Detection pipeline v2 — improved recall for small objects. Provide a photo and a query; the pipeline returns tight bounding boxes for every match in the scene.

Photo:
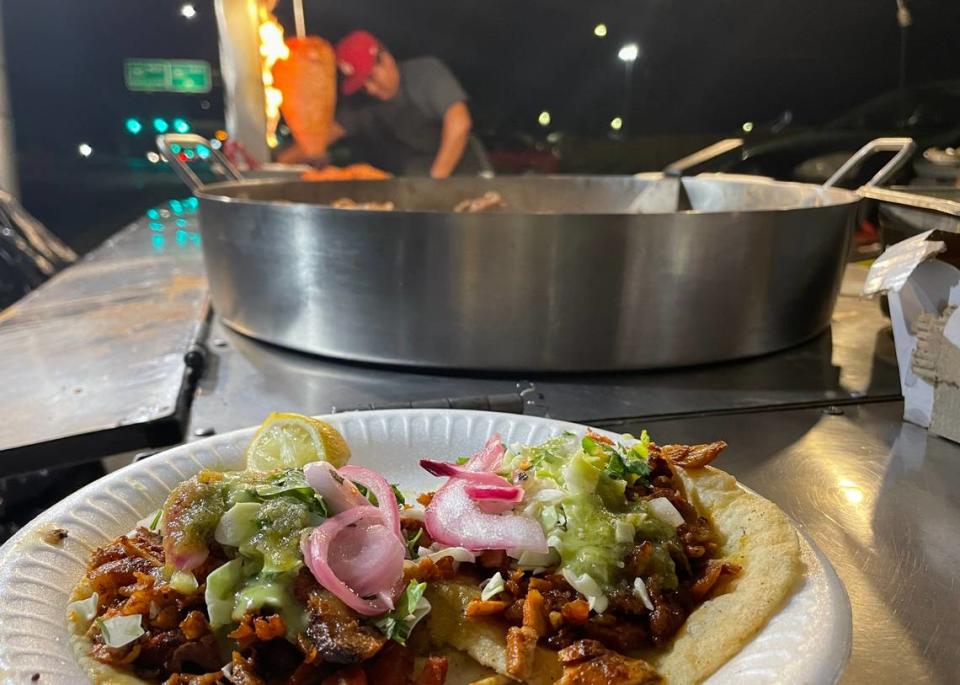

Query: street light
[77,143,93,158]
[617,43,640,136]
[610,117,623,131]
[593,23,607,38]
[180,4,197,19]
[538,110,551,127]
[618,43,639,63]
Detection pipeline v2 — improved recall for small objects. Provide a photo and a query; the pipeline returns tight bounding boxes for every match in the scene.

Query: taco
[66,416,799,684]
[419,434,801,684]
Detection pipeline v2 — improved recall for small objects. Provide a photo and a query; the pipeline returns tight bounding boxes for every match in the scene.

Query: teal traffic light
[125,118,143,135]
[152,117,170,133]
[172,118,191,133]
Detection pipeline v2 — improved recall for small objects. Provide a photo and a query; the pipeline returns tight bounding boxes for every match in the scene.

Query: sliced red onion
[328,521,405,598]
[339,464,402,542]
[302,505,405,616]
[464,483,524,502]
[424,437,547,553]
[304,461,369,513]
[465,483,525,514]
[166,545,208,572]
[420,459,510,486]
[475,499,516,515]
[464,436,505,472]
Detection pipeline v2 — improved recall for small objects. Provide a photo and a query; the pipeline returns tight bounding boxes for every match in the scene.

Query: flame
[257,8,289,148]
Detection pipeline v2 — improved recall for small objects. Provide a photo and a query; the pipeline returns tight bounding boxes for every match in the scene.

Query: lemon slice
[245,412,351,471]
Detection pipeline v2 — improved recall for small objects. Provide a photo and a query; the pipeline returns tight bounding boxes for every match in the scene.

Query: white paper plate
[0,410,851,684]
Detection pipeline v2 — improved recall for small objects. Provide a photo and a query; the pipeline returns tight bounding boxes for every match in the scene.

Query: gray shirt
[337,57,480,175]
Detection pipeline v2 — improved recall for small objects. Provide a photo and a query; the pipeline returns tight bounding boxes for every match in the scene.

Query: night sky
[6,0,960,153]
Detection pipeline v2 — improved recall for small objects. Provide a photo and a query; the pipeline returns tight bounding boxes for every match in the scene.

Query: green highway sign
[124,59,211,94]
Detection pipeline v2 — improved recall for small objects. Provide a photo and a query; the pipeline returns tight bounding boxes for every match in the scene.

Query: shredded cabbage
[96,614,144,648]
[417,544,476,565]
[67,592,99,626]
[205,558,245,628]
[374,580,431,645]
[480,572,505,601]
[214,502,260,548]
[562,568,608,614]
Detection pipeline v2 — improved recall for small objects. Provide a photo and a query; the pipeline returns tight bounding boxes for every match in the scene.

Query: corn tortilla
[650,466,802,682]
[426,465,802,685]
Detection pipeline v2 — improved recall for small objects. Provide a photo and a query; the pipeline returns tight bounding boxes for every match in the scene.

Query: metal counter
[0,213,207,472]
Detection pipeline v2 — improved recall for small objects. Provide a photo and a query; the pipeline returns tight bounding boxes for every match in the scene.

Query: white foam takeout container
[864,230,960,442]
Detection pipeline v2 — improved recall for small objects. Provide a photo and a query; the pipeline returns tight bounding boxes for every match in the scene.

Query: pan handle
[662,138,744,177]
[822,137,916,189]
[156,133,244,193]
[857,186,960,218]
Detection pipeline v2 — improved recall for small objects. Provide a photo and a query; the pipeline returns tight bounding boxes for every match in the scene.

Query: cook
[282,30,482,178]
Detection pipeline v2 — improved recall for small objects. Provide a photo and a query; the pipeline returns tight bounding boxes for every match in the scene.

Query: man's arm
[430,101,472,179]
[275,121,347,165]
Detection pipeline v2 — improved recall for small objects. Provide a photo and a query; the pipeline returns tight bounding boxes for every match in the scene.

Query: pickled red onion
[464,435,505,471]
[304,461,368,513]
[301,505,405,616]
[339,464,402,542]
[424,436,547,553]
[465,482,525,514]
[464,483,524,502]
[419,459,511,486]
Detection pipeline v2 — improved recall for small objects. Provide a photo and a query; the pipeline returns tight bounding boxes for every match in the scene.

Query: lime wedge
[245,413,351,471]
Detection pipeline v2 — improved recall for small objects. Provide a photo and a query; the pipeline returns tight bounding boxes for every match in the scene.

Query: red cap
[335,30,380,95]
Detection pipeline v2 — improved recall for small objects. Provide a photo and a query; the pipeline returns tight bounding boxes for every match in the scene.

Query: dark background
[4,0,960,250]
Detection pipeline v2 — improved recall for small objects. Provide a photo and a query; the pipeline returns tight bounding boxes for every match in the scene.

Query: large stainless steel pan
[159,135,914,371]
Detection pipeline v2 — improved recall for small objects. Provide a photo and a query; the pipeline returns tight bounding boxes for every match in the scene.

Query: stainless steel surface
[865,186,960,240]
[605,401,959,685]
[188,264,900,434]
[195,173,860,370]
[0,212,208,474]
[823,137,916,188]
[214,0,270,164]
[860,186,960,218]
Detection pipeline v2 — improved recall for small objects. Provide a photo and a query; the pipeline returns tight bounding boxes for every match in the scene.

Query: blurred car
[716,80,960,186]
[482,129,560,175]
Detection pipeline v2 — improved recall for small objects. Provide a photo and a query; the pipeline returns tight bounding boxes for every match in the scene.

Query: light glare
[618,43,639,62]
